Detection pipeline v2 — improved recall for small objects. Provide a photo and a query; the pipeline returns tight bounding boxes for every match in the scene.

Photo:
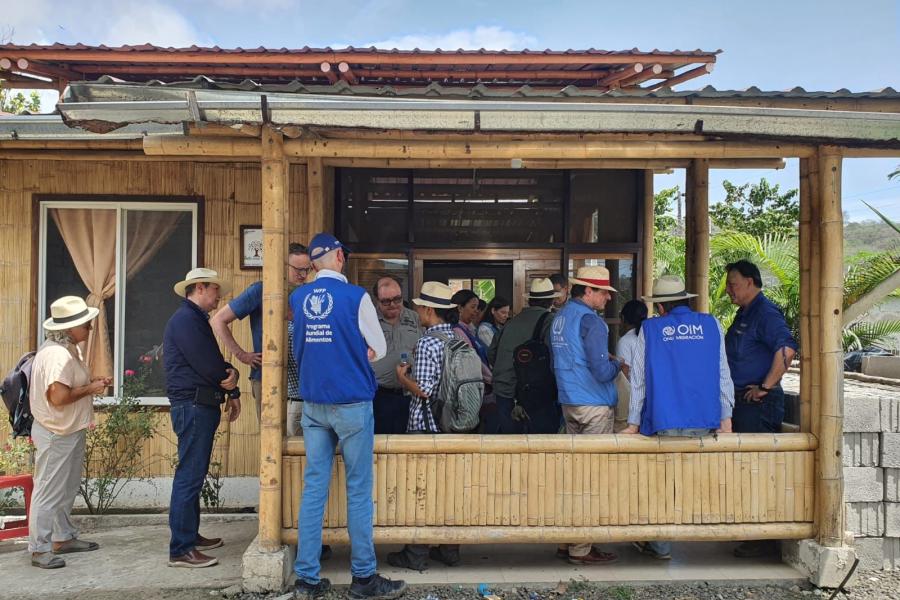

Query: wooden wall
[0,158,322,477]
[282,434,817,544]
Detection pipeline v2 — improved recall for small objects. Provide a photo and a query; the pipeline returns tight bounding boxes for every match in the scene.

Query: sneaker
[196,534,223,551]
[31,552,65,569]
[349,573,408,600]
[567,549,618,565]
[632,541,671,560]
[293,577,331,600]
[168,549,218,568]
[52,538,99,554]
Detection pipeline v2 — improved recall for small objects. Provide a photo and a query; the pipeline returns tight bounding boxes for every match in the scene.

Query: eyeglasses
[379,296,403,307]
[287,263,311,277]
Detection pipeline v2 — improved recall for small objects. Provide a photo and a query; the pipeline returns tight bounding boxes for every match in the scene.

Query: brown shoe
[568,549,618,565]
[196,534,223,551]
[168,549,218,568]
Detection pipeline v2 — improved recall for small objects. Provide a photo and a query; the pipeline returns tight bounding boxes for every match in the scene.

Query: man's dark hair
[288,242,308,256]
[659,298,692,313]
[620,299,648,332]
[184,283,197,297]
[478,299,487,312]
[570,284,587,299]
[725,259,763,288]
[549,273,568,288]
[529,298,554,309]
[372,274,403,299]
[433,307,454,322]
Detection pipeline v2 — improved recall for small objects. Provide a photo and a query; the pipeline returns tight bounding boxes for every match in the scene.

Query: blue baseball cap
[308,232,350,261]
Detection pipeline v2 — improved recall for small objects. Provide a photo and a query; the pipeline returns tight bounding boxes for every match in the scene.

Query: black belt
[378,386,403,393]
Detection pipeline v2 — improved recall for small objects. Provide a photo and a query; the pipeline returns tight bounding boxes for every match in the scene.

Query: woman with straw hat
[28,296,110,569]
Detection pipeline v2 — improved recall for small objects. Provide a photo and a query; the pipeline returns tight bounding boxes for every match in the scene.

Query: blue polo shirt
[725,292,798,388]
[163,299,234,403]
[228,281,263,381]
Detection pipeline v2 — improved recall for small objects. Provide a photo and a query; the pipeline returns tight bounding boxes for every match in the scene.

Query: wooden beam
[798,158,813,434]
[0,139,144,150]
[646,63,715,91]
[337,62,358,85]
[708,158,786,169]
[306,157,326,235]
[595,64,642,89]
[259,126,287,552]
[283,522,815,545]
[0,150,262,162]
[185,122,262,138]
[686,159,710,312]
[841,147,900,157]
[0,76,58,89]
[319,62,337,84]
[815,145,845,549]
[643,170,655,311]
[18,60,82,81]
[7,48,718,66]
[322,157,693,169]
[619,63,664,87]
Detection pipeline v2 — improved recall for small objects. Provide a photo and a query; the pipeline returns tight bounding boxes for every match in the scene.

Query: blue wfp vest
[290,276,376,404]
[640,306,721,435]
[551,300,617,407]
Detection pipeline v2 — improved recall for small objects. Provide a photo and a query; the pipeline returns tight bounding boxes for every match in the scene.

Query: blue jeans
[294,401,376,583]
[733,387,785,433]
[169,400,220,557]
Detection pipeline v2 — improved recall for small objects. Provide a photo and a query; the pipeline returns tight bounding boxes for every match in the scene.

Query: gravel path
[223,569,899,600]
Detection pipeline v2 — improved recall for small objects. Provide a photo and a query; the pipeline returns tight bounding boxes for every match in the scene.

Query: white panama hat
[43,296,100,331]
[412,281,455,309]
[527,278,562,299]
[642,275,698,303]
[173,267,232,297]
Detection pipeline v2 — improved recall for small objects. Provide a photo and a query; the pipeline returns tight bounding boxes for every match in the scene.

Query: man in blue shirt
[163,268,239,569]
[289,233,406,600]
[724,260,798,558]
[551,265,621,566]
[210,243,311,422]
[621,275,734,560]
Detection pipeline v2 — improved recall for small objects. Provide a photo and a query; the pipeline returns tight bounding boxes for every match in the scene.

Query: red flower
[124,369,136,377]
[139,355,152,364]
[88,422,97,431]
[2,444,10,452]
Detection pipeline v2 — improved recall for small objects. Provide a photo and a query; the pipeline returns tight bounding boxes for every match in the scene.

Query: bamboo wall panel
[0,158,312,477]
[281,437,816,542]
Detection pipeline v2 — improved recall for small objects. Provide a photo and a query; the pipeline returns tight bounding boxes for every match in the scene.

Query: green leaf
[863,201,900,236]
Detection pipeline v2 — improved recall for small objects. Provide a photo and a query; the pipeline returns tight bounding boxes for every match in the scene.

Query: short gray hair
[44,329,73,345]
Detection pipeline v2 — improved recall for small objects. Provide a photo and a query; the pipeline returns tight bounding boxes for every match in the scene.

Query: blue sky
[4,0,899,220]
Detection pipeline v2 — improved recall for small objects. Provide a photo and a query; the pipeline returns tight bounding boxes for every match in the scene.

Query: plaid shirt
[406,323,454,433]
[286,320,300,399]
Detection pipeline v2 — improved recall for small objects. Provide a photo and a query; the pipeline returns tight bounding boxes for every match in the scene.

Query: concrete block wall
[845,385,900,570]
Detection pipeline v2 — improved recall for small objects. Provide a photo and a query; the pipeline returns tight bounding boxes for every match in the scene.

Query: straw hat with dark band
[527,278,562,299]
[641,275,698,303]
[412,281,455,309]
[43,296,100,331]
[173,267,232,297]
[568,266,617,292]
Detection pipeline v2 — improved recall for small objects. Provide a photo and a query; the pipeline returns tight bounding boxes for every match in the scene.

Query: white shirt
[315,269,387,361]
[615,328,641,380]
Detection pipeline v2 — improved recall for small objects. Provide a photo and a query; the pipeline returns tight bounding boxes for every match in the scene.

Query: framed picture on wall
[240,225,263,269]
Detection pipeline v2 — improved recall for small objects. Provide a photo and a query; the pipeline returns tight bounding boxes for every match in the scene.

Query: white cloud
[366,25,538,51]
[2,0,211,47]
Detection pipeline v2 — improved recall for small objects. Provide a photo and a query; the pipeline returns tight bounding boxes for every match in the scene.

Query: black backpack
[512,312,559,420]
[1,351,36,437]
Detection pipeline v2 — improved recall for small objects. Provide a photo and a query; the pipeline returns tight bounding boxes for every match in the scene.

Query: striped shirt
[286,320,300,399]
[406,323,454,433]
[627,318,734,427]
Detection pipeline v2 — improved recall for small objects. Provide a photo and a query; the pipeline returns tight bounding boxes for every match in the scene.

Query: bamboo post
[643,170,655,310]
[686,159,710,312]
[815,145,845,548]
[306,157,325,235]
[259,126,288,552]
[798,159,812,433]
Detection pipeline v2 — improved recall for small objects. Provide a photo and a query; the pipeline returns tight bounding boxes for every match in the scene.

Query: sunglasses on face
[379,296,403,307]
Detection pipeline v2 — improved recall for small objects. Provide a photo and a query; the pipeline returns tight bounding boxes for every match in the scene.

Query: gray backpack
[425,331,485,433]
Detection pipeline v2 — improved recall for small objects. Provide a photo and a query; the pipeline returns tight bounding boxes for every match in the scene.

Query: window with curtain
[41,202,198,401]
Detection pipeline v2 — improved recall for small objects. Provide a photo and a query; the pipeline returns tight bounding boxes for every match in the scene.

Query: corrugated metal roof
[74,76,900,100]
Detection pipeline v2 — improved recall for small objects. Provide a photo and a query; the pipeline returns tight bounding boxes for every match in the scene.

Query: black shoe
[386,551,426,571]
[320,545,333,561]
[349,573,408,600]
[428,546,460,567]
[293,577,331,600]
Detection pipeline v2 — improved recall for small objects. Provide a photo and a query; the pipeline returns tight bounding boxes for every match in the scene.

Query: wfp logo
[662,323,705,341]
[303,290,334,320]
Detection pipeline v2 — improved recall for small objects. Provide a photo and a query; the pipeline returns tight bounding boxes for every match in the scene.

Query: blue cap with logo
[308,232,349,261]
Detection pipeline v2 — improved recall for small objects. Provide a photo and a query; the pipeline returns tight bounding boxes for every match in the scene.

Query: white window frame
[38,200,199,406]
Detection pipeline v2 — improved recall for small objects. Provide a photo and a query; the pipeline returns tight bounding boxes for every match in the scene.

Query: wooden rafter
[646,63,715,91]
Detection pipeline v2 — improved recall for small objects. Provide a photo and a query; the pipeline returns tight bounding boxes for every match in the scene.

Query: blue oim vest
[291,277,377,405]
[640,306,721,435]
[551,299,617,407]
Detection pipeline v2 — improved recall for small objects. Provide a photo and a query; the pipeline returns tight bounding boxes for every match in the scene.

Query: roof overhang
[45,83,900,147]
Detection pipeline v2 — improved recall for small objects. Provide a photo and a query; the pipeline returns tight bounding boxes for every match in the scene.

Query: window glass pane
[346,256,410,302]
[123,210,193,396]
[569,170,640,244]
[339,169,409,248]
[568,255,635,350]
[413,169,564,243]
[448,279,472,296]
[44,208,116,382]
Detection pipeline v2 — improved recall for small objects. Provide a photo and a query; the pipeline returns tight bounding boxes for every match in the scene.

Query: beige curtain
[50,209,117,379]
[50,209,185,379]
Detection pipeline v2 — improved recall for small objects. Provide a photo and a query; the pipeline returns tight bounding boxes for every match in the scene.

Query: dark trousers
[733,386,785,433]
[373,387,409,434]
[482,395,526,434]
[169,401,220,557]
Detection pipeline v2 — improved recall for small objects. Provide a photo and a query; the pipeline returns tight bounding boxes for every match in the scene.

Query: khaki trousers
[562,404,614,557]
[28,421,86,553]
